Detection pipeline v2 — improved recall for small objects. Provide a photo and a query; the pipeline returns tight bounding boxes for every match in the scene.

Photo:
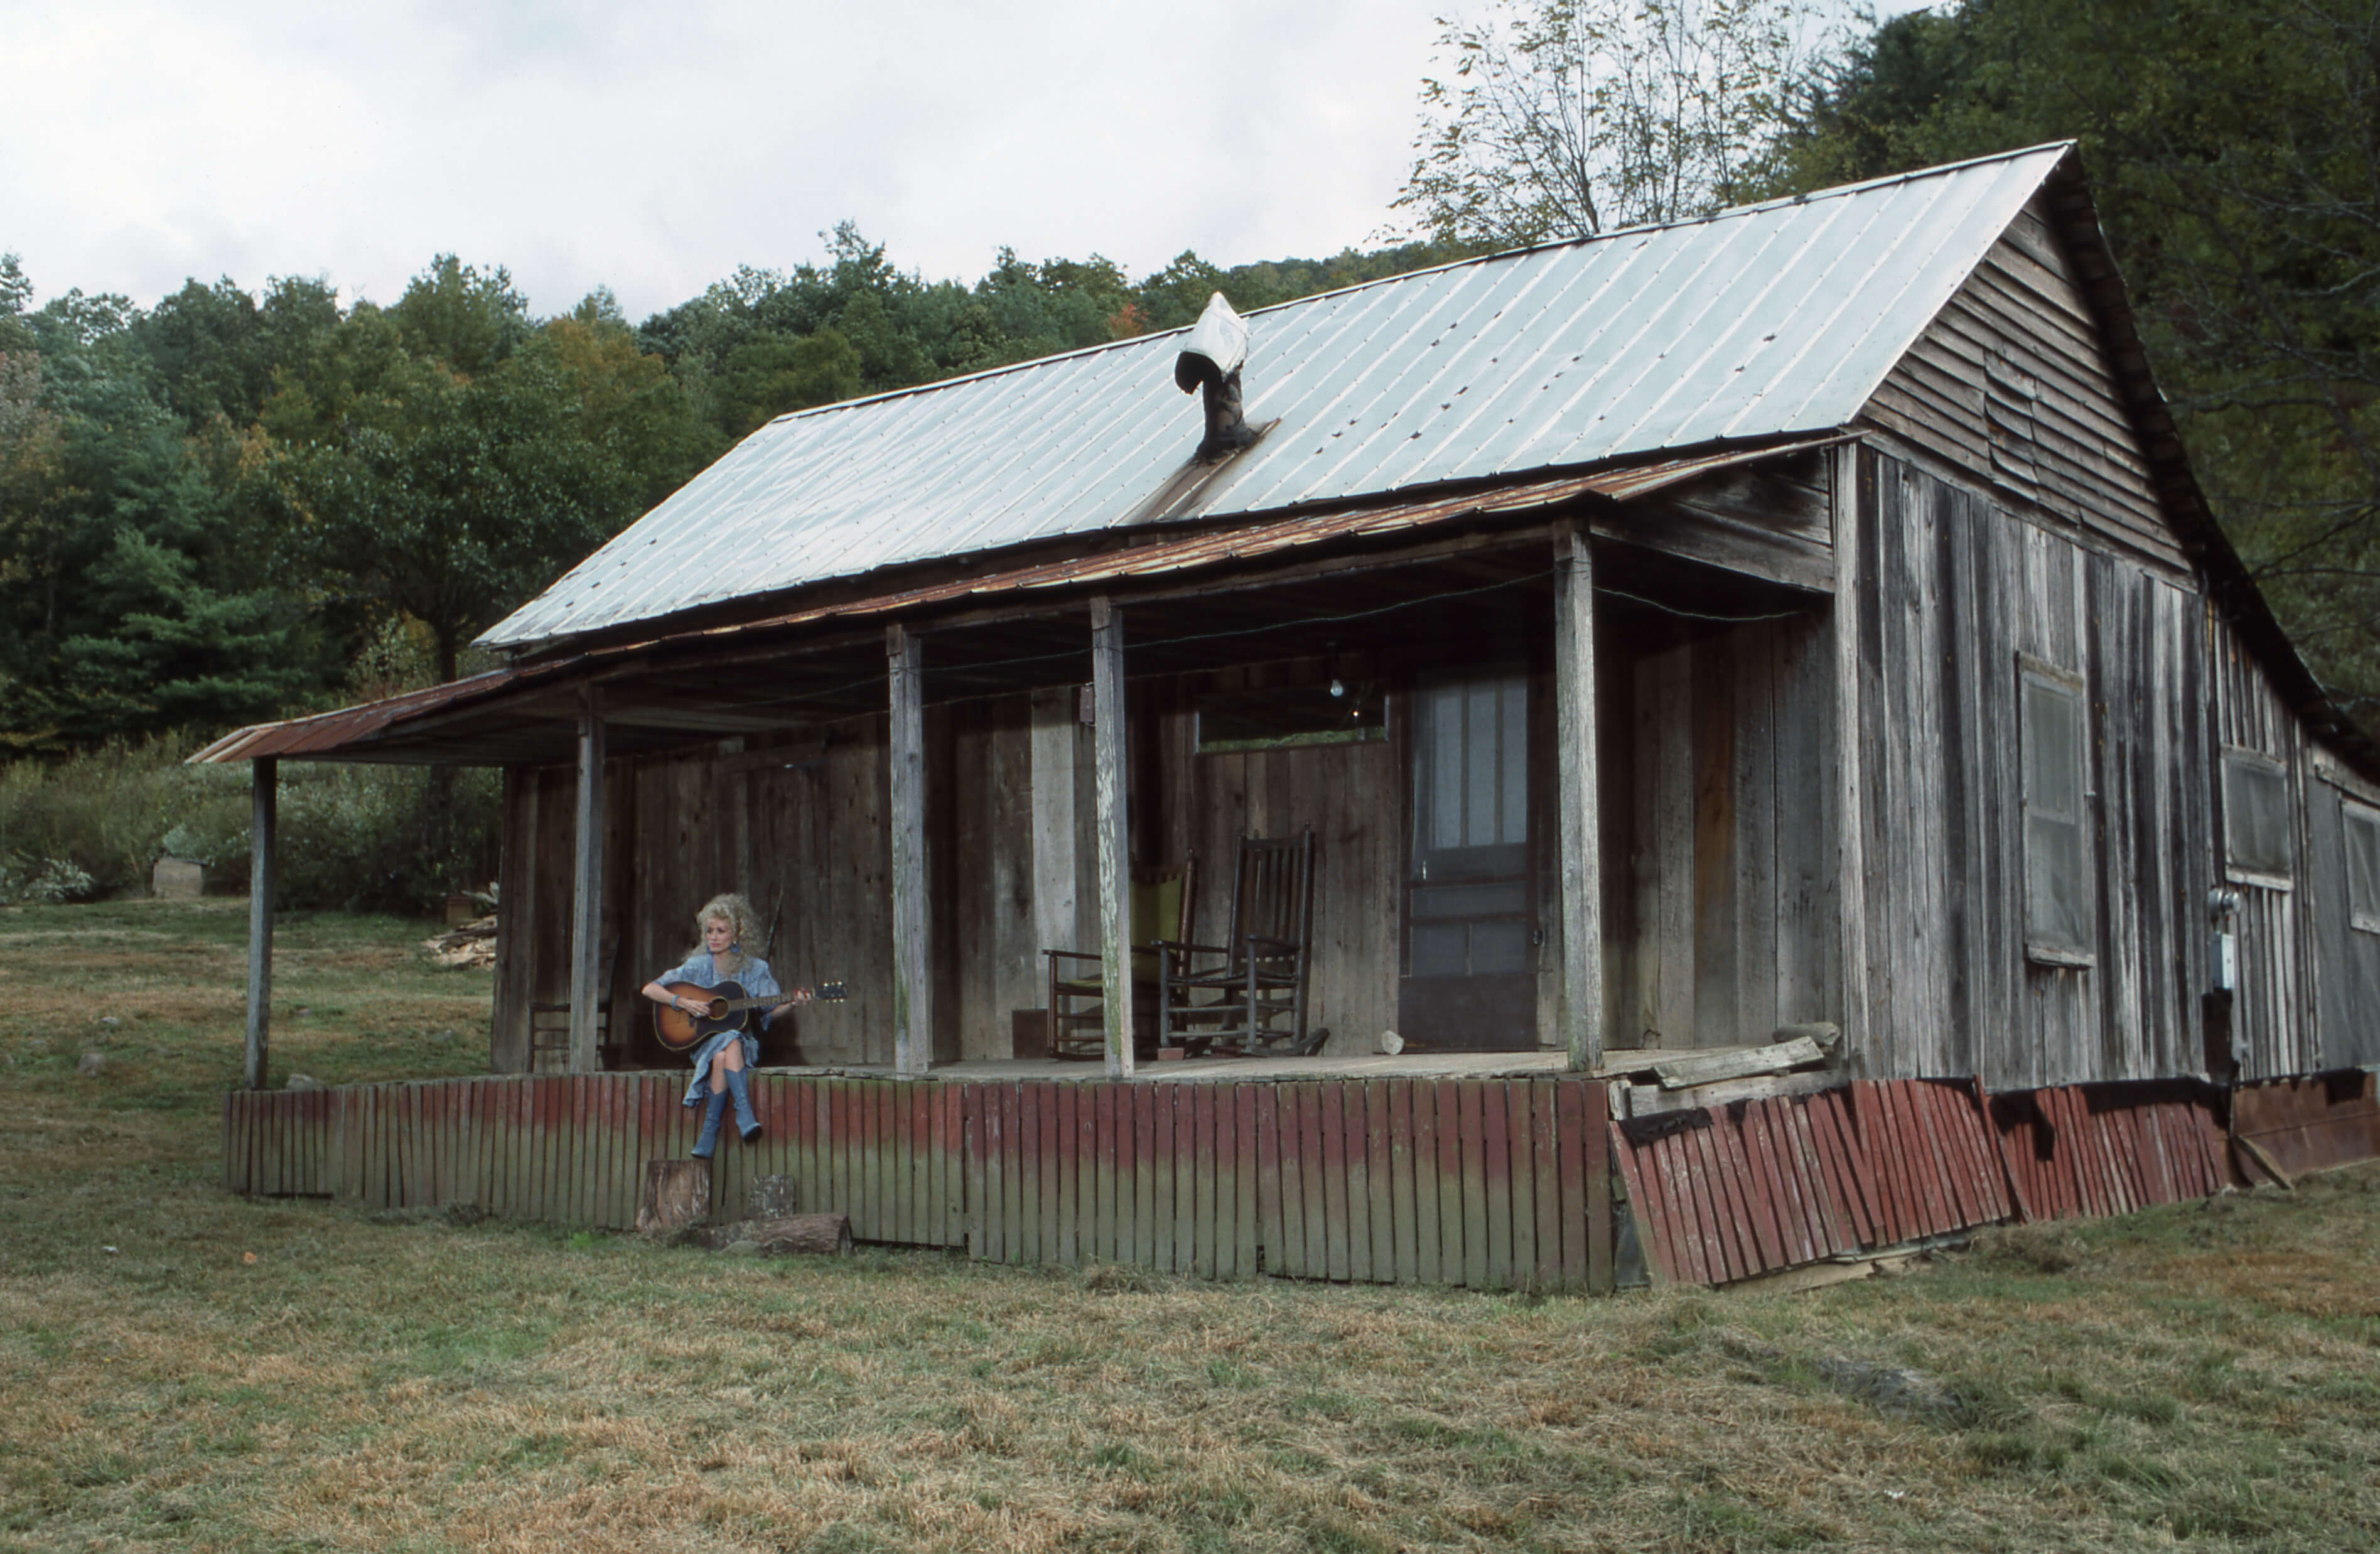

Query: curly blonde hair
[691,892,762,976]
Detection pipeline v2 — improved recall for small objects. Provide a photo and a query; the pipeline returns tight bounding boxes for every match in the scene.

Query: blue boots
[724,1064,762,1142]
[691,1086,728,1159]
[690,1067,762,1160]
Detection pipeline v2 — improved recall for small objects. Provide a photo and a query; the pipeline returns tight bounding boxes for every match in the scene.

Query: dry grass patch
[4,901,2379,1551]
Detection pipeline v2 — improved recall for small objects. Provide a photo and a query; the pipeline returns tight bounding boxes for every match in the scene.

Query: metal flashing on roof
[480,145,2071,654]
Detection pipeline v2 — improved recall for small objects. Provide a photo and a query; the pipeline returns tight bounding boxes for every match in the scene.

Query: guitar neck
[718,990,802,1015]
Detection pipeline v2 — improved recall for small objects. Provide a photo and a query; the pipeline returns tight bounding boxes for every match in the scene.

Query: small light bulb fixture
[1329,677,1345,698]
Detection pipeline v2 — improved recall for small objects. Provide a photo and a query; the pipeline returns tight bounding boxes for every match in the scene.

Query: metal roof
[187,667,536,764]
[480,144,2072,653]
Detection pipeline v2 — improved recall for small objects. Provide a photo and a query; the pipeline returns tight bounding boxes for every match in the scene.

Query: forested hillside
[0,232,1473,753]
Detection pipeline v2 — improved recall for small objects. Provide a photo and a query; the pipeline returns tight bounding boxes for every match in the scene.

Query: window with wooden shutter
[2345,801,2380,934]
[2222,747,2294,888]
[2020,657,2094,966]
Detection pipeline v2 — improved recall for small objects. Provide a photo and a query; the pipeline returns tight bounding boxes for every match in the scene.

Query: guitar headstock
[816,980,849,1003]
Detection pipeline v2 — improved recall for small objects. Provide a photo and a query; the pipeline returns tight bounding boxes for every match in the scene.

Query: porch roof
[191,438,1838,768]
[478,145,2072,656]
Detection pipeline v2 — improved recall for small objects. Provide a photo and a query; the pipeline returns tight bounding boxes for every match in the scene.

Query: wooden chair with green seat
[1043,856,1197,1060]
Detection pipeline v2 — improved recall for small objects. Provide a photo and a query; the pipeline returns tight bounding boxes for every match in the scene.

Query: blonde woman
[640,893,812,1158]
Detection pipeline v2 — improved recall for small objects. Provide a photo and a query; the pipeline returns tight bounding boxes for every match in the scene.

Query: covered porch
[195,436,1860,1293]
[222,440,1843,1090]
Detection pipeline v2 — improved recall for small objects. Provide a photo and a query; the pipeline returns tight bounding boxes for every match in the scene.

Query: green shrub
[0,737,212,900]
[0,738,497,913]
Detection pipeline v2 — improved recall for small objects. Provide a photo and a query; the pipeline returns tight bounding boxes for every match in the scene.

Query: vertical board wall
[1618,612,1839,1050]
[1850,449,2214,1088]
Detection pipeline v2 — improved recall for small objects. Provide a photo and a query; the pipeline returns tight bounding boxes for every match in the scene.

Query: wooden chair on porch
[1156,829,1322,1057]
[1043,858,1197,1060]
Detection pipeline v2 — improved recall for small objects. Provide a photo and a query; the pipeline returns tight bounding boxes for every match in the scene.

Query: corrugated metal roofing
[480,144,2072,652]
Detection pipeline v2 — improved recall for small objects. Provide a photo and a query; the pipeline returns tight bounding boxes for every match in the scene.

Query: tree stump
[731,1213,853,1256]
[637,1159,711,1238]
[748,1174,803,1219]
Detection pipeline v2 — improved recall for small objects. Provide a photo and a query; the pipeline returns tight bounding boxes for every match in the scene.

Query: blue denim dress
[657,950,780,1106]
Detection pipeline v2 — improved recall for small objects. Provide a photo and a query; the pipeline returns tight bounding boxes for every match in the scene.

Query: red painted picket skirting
[223,1072,1616,1292]
[229,1068,2373,1291]
[1611,1077,2240,1286]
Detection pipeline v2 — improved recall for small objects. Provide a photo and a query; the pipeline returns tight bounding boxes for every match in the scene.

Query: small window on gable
[2345,801,2380,934]
[2222,747,2294,888]
[2020,657,2094,966]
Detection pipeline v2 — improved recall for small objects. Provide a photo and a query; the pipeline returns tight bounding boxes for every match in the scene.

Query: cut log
[748,1174,803,1219]
[706,1213,854,1256]
[637,1158,711,1237]
[1652,1035,1828,1091]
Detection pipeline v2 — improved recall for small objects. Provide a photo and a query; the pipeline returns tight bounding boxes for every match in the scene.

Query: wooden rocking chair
[1043,857,1196,1060]
[1156,829,1322,1057]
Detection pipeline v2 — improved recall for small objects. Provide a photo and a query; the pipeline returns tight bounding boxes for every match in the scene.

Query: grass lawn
[2,899,2376,1552]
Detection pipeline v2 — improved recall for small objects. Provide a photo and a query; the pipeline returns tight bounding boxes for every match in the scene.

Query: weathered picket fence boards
[1612,1076,2237,1287]
[1613,1079,2017,1287]
[2230,1070,2380,1180]
[223,1072,1615,1292]
[955,1076,1612,1288]
[1987,1081,2228,1221]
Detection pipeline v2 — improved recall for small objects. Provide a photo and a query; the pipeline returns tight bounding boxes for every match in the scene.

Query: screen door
[1399,672,1537,1050]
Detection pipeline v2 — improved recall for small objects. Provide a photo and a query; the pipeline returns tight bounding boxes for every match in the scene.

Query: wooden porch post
[888,624,932,1077]
[1090,597,1134,1079]
[1831,443,1871,1057]
[243,756,277,1091]
[568,685,606,1074]
[1555,526,1604,1073]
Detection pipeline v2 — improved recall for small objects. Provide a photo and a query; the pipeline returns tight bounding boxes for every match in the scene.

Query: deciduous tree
[1394,0,1818,246]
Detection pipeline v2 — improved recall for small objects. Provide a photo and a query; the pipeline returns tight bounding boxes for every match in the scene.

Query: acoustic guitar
[653,979,848,1053]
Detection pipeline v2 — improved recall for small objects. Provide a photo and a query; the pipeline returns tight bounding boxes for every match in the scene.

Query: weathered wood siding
[2210,630,2318,1079]
[1867,193,2183,575]
[1143,666,1406,1055]
[496,717,905,1071]
[2307,758,2380,1068]
[1616,613,1839,1050]
[947,694,1064,1060]
[1605,454,1836,593]
[498,664,1428,1068]
[493,761,617,1071]
[1848,449,2214,1088]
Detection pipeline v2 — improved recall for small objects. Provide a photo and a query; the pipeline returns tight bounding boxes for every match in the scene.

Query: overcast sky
[1,0,1900,324]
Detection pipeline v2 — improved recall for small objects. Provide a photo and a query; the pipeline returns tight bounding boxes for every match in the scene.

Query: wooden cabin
[202,143,2380,1286]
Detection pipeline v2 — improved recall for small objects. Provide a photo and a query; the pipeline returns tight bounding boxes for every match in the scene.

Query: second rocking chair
[1156,828,1322,1057]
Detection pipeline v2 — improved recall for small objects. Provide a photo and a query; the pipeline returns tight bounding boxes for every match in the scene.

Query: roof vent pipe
[1175,291,1257,462]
